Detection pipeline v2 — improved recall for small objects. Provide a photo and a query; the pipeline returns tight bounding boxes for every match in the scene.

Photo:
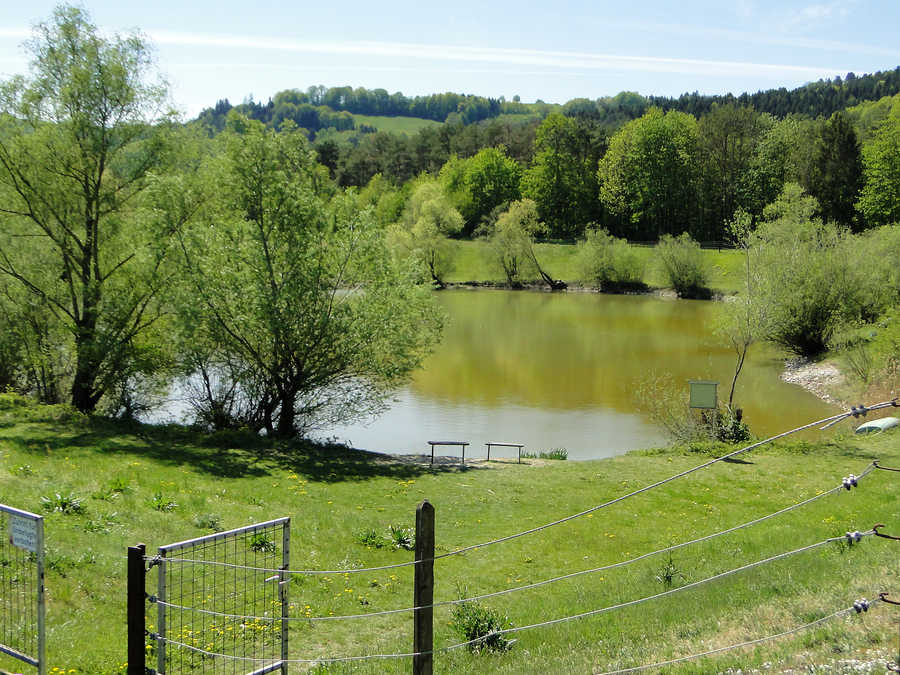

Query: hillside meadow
[1,394,899,673]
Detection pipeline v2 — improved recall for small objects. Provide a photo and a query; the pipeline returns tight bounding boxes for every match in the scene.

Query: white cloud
[149,31,843,80]
[784,0,857,30]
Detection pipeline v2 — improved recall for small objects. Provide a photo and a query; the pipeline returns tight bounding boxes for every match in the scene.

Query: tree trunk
[275,392,295,438]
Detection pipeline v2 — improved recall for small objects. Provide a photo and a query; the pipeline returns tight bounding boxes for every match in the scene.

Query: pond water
[324,289,835,460]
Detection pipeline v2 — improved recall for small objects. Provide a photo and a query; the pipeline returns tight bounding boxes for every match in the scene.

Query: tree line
[197,69,900,131]
[316,99,898,243]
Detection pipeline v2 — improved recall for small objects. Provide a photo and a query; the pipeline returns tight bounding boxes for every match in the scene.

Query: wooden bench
[427,441,470,465]
[485,442,526,463]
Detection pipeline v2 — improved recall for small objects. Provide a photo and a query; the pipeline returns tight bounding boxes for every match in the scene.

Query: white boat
[855,416,900,434]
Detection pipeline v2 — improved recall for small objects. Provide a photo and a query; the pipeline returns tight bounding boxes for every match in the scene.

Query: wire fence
[151,518,290,674]
[0,504,45,675]
[150,461,878,624]
[155,399,899,577]
[133,399,900,673]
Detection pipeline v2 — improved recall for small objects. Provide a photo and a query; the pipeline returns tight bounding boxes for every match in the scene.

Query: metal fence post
[413,500,435,675]
[280,519,291,674]
[36,514,45,675]
[127,543,146,675]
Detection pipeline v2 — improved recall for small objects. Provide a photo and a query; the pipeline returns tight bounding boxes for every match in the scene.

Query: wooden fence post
[127,543,146,675]
[413,500,435,675]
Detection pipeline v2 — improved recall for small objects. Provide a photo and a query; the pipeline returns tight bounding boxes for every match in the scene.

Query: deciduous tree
[0,5,179,412]
[177,119,441,438]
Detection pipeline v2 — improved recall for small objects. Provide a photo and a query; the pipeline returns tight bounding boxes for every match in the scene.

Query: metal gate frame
[0,504,45,675]
[155,517,290,674]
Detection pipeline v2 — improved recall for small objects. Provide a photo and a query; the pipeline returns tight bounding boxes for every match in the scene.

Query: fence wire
[150,529,885,665]
[595,598,883,675]
[153,399,898,578]
[151,462,878,624]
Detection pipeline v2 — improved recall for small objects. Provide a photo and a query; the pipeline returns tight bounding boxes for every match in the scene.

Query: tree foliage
[0,5,177,412]
[598,108,700,239]
[808,112,863,229]
[576,227,644,291]
[857,100,900,226]
[522,112,605,238]
[387,178,463,287]
[484,199,564,289]
[176,119,441,437]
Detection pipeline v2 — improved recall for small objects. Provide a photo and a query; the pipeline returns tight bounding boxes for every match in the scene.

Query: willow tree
[387,178,463,288]
[177,118,441,438]
[0,5,178,412]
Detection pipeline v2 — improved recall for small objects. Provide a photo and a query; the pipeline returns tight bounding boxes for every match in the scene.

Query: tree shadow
[4,415,481,482]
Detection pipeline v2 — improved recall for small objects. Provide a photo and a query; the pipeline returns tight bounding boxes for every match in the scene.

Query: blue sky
[1,0,898,118]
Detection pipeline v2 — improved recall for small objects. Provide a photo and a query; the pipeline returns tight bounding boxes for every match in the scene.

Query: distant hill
[193,67,900,138]
[648,66,900,119]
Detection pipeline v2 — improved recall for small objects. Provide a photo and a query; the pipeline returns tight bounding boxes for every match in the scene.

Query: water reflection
[326,290,835,460]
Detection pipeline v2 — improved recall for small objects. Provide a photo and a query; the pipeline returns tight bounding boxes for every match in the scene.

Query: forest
[194,70,900,242]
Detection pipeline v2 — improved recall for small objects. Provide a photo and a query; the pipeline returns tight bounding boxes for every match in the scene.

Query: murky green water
[328,289,835,460]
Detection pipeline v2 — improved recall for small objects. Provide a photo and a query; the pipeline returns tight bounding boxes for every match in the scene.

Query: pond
[324,289,835,460]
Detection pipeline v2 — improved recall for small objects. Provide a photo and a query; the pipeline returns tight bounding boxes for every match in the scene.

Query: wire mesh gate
[0,503,45,675]
[132,517,290,674]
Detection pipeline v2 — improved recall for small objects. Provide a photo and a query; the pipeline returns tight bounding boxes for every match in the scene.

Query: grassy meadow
[1,393,899,673]
[352,114,443,135]
[445,240,747,295]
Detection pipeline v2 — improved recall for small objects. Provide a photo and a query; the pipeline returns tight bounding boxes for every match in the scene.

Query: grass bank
[1,394,898,673]
[445,240,746,295]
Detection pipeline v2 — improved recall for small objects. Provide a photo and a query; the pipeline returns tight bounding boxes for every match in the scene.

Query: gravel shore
[780,357,844,406]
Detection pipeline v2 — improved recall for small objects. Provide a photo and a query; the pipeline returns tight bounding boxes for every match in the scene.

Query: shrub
[656,233,710,298]
[577,227,646,291]
[92,477,132,501]
[750,187,892,357]
[12,463,34,476]
[449,601,514,653]
[356,525,415,551]
[635,373,751,443]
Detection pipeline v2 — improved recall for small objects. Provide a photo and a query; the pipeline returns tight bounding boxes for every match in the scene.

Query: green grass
[352,114,443,135]
[0,394,898,673]
[446,240,747,295]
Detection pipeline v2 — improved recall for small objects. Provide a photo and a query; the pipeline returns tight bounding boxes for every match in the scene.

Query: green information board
[689,380,718,409]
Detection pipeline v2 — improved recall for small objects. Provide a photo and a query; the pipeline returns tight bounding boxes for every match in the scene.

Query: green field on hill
[1,394,898,673]
[352,114,443,135]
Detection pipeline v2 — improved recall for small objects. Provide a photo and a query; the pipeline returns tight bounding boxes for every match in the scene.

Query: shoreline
[780,357,844,406]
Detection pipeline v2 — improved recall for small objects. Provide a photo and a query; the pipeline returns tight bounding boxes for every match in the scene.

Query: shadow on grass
[2,412,477,482]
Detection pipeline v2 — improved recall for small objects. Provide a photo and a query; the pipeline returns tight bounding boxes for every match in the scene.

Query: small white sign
[10,515,38,553]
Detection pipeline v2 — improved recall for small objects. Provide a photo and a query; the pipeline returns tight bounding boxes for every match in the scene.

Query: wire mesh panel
[154,518,290,675]
[0,504,45,675]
